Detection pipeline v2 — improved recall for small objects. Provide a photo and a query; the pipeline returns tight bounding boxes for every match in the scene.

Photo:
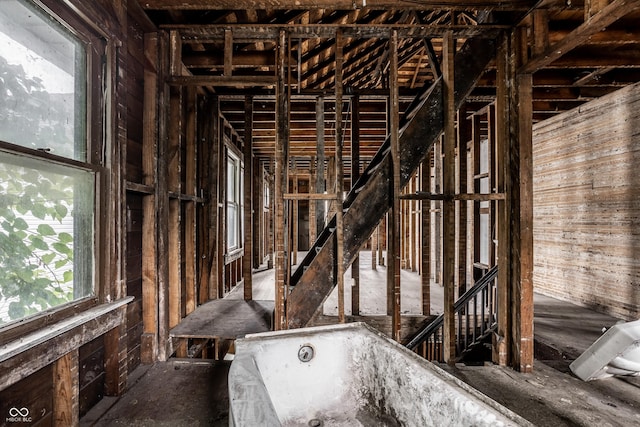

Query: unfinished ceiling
[137,0,640,180]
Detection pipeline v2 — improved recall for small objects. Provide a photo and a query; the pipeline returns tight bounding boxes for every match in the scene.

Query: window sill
[0,296,133,364]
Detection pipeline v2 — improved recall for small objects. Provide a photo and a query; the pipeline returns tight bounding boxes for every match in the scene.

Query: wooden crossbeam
[520,0,640,74]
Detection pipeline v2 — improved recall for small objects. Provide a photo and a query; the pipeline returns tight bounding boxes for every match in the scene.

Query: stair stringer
[287,36,497,329]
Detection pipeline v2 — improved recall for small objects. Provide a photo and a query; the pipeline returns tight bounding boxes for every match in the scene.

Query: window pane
[0,0,87,161]
[227,204,237,249]
[0,151,94,323]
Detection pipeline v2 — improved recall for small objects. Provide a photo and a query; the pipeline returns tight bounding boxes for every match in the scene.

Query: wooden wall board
[533,80,640,321]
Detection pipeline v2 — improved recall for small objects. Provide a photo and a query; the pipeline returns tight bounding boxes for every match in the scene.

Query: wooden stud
[274,30,289,330]
[442,30,456,364]
[224,29,233,77]
[335,29,346,324]
[169,30,182,76]
[185,86,197,315]
[421,161,431,315]
[457,108,470,293]
[351,95,361,316]
[513,26,534,373]
[494,31,512,367]
[292,173,299,266]
[532,9,549,57]
[157,31,171,361]
[142,33,159,364]
[389,30,401,342]
[244,96,254,301]
[53,350,79,427]
[315,96,326,236]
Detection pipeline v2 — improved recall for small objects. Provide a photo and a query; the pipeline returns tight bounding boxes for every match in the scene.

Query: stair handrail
[406,265,498,351]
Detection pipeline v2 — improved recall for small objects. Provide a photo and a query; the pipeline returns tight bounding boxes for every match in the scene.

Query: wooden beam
[421,161,431,315]
[494,31,512,367]
[142,33,159,364]
[184,87,197,315]
[224,29,233,77]
[520,0,640,74]
[274,30,289,330]
[244,96,254,301]
[351,95,361,316]
[168,75,277,87]
[315,96,326,236]
[389,30,401,341]
[143,0,532,11]
[442,30,456,364]
[335,29,346,324]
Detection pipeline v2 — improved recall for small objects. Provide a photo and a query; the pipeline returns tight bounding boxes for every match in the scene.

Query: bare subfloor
[83,254,640,426]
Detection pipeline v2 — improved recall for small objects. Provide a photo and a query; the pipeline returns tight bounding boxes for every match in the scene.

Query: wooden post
[421,161,431,315]
[292,171,299,266]
[457,108,470,293]
[309,156,317,245]
[243,95,254,301]
[494,31,512,367]
[315,96,326,235]
[335,29,346,323]
[389,30,401,341]
[53,350,79,426]
[351,95,361,316]
[513,27,535,373]
[156,31,171,361]
[168,81,182,329]
[442,31,457,363]
[274,30,289,330]
[142,33,159,364]
[185,87,197,316]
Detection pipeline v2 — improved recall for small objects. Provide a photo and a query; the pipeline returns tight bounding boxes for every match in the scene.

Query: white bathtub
[228,322,531,427]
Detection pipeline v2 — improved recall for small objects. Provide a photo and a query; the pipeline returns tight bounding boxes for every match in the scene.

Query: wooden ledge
[0,297,133,390]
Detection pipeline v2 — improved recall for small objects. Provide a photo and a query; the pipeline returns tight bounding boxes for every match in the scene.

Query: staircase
[287,35,498,329]
[405,266,499,362]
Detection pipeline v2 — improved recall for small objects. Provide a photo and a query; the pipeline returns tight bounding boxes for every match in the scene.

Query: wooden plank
[244,96,254,300]
[169,199,181,329]
[170,300,273,339]
[168,75,277,87]
[169,30,182,76]
[335,29,346,324]
[532,9,548,57]
[520,0,640,73]
[53,350,79,426]
[224,29,233,77]
[442,30,456,364]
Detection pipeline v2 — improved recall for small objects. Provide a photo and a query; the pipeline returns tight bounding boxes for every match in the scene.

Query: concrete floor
[82,254,640,426]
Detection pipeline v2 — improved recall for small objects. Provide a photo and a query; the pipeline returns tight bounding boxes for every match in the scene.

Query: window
[0,0,97,324]
[226,149,243,252]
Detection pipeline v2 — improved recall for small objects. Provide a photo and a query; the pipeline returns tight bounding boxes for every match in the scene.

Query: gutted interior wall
[533,81,640,321]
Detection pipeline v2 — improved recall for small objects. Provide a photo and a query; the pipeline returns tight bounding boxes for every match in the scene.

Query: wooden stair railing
[406,266,499,362]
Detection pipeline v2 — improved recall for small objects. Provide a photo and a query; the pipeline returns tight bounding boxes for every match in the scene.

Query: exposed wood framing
[244,96,254,300]
[142,33,159,364]
[351,95,361,316]
[520,0,640,73]
[442,30,457,363]
[315,96,326,236]
[184,86,198,315]
[53,350,79,426]
[512,27,534,373]
[335,29,346,324]
[494,31,512,367]
[274,30,290,330]
[389,30,401,341]
[421,161,431,315]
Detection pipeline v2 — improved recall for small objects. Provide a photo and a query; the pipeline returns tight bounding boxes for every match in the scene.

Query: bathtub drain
[308,419,323,427]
